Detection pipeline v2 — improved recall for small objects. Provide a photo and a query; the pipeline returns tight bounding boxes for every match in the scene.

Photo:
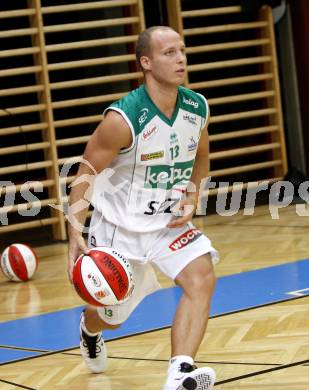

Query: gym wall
[0,0,288,244]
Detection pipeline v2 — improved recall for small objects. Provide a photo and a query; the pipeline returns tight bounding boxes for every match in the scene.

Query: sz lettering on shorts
[169,229,202,251]
[141,151,164,161]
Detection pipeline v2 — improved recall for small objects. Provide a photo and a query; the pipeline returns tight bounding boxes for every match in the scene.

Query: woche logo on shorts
[169,229,202,251]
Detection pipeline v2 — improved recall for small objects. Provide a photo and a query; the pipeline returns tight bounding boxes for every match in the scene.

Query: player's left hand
[167,193,197,228]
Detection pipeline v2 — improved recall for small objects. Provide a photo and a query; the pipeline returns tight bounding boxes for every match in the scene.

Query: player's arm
[68,111,132,279]
[167,121,209,228]
[187,122,209,205]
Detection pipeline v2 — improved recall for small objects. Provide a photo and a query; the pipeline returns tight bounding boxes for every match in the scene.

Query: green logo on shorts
[144,160,194,189]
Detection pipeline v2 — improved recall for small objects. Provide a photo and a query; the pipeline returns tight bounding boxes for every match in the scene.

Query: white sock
[81,314,100,337]
[168,355,194,372]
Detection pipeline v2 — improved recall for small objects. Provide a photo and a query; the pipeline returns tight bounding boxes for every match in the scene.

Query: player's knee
[204,267,217,293]
[192,269,216,296]
[180,266,216,299]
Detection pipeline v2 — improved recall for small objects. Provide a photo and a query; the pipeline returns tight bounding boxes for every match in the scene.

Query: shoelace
[81,330,101,359]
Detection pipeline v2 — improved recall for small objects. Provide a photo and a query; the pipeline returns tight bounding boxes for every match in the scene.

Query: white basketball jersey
[91,84,209,233]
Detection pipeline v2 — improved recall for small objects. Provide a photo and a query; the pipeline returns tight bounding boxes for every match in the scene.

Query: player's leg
[82,305,119,333]
[80,211,161,374]
[79,211,120,373]
[163,255,216,390]
[80,306,118,373]
[172,254,216,358]
[79,262,161,373]
[151,224,218,389]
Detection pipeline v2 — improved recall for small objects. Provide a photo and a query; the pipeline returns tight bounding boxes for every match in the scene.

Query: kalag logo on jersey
[144,160,194,189]
[141,150,164,161]
[183,113,197,125]
[142,125,157,141]
[169,229,202,251]
[138,108,149,126]
[188,136,197,152]
[183,97,199,109]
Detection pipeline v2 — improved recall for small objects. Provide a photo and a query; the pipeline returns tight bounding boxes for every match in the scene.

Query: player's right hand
[68,233,89,283]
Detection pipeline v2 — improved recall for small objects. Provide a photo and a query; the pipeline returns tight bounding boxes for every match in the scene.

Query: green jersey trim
[178,86,207,119]
[103,85,209,140]
[196,92,210,128]
[141,85,181,127]
[107,86,156,136]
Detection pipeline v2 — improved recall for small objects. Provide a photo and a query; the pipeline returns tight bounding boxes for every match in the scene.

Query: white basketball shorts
[88,210,219,325]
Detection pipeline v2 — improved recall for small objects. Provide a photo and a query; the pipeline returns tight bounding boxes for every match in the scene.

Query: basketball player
[68,26,218,390]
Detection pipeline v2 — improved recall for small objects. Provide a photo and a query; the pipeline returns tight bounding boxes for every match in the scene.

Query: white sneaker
[79,311,107,373]
[163,362,216,390]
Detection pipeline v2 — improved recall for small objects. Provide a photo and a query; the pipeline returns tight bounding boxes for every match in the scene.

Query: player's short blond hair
[135,26,176,71]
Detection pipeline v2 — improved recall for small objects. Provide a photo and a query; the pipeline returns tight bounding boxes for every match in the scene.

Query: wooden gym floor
[0,204,308,389]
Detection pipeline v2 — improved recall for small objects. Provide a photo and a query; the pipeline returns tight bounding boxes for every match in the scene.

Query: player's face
[146,29,187,86]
